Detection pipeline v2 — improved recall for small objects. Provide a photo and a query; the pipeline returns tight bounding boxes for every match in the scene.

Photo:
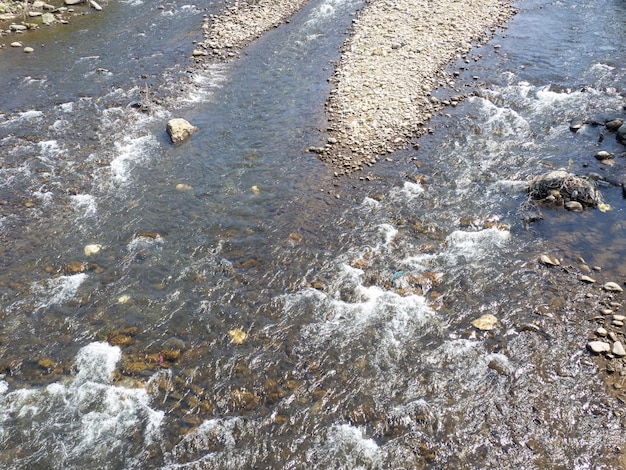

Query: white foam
[110,134,159,182]
[443,227,510,260]
[31,273,88,310]
[70,194,98,218]
[0,342,164,466]
[59,102,74,113]
[307,424,383,469]
[18,109,43,120]
[377,223,397,247]
[0,380,8,394]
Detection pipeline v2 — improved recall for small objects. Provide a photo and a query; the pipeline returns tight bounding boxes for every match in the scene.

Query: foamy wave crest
[31,273,88,311]
[306,424,383,469]
[70,194,98,218]
[110,134,159,182]
[0,342,163,468]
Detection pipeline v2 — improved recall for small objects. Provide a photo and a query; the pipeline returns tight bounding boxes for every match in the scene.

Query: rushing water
[1,0,625,468]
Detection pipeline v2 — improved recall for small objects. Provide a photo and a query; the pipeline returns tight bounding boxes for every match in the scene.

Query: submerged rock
[471,314,498,331]
[166,118,198,144]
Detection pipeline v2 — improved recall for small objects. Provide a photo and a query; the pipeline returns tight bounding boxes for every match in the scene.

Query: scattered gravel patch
[198,0,309,60]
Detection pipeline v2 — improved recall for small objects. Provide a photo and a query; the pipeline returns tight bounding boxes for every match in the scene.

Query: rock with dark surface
[617,123,626,144]
[166,118,198,144]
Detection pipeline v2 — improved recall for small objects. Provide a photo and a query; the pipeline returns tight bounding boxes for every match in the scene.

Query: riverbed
[0,0,625,468]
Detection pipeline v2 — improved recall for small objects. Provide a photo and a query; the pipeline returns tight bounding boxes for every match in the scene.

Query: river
[0,0,625,468]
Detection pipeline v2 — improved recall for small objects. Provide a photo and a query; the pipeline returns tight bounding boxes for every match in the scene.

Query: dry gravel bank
[323,0,516,174]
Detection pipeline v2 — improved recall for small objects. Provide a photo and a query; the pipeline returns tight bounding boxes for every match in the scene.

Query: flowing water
[1,0,625,468]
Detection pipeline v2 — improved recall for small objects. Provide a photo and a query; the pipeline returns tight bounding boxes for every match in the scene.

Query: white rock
[603,282,624,293]
[84,244,102,256]
[89,0,102,10]
[613,315,626,322]
[23,47,34,53]
[595,327,608,337]
[587,341,610,354]
[471,314,498,331]
[539,254,560,267]
[10,41,22,47]
[166,118,198,144]
[613,341,626,357]
[577,274,595,284]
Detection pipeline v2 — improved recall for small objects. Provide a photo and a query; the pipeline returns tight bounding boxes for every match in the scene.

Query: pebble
[471,314,498,331]
[10,42,22,47]
[84,244,102,256]
[539,254,560,267]
[577,274,596,284]
[23,47,34,53]
[595,151,613,160]
[613,341,626,357]
[564,201,583,211]
[588,341,611,354]
[228,328,247,344]
[614,315,626,322]
[603,282,624,293]
[596,327,608,337]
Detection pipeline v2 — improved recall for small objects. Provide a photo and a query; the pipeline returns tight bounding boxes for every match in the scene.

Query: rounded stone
[587,341,610,354]
[565,201,583,211]
[603,282,624,293]
[23,47,34,53]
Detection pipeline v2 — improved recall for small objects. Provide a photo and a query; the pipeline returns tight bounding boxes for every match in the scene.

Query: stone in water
[471,314,498,331]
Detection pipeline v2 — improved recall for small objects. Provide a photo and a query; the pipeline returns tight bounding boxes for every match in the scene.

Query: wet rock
[528,170,602,208]
[176,183,192,191]
[569,120,584,132]
[613,341,626,357]
[603,282,624,293]
[617,123,626,144]
[41,12,55,24]
[160,349,180,362]
[577,274,596,284]
[10,24,27,31]
[23,47,34,53]
[64,0,84,4]
[594,151,614,160]
[228,328,247,344]
[10,42,22,47]
[89,0,102,10]
[565,201,583,211]
[596,327,608,337]
[64,260,87,274]
[539,254,560,267]
[84,244,102,256]
[587,341,610,354]
[471,314,498,331]
[166,118,198,144]
[605,118,623,131]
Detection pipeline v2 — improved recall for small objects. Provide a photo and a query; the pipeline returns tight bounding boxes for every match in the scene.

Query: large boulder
[527,169,601,207]
[166,118,198,144]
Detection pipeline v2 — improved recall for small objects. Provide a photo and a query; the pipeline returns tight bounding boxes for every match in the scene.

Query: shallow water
[1,0,625,468]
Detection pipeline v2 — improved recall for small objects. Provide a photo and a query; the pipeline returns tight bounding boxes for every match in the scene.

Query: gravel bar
[323,0,516,174]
